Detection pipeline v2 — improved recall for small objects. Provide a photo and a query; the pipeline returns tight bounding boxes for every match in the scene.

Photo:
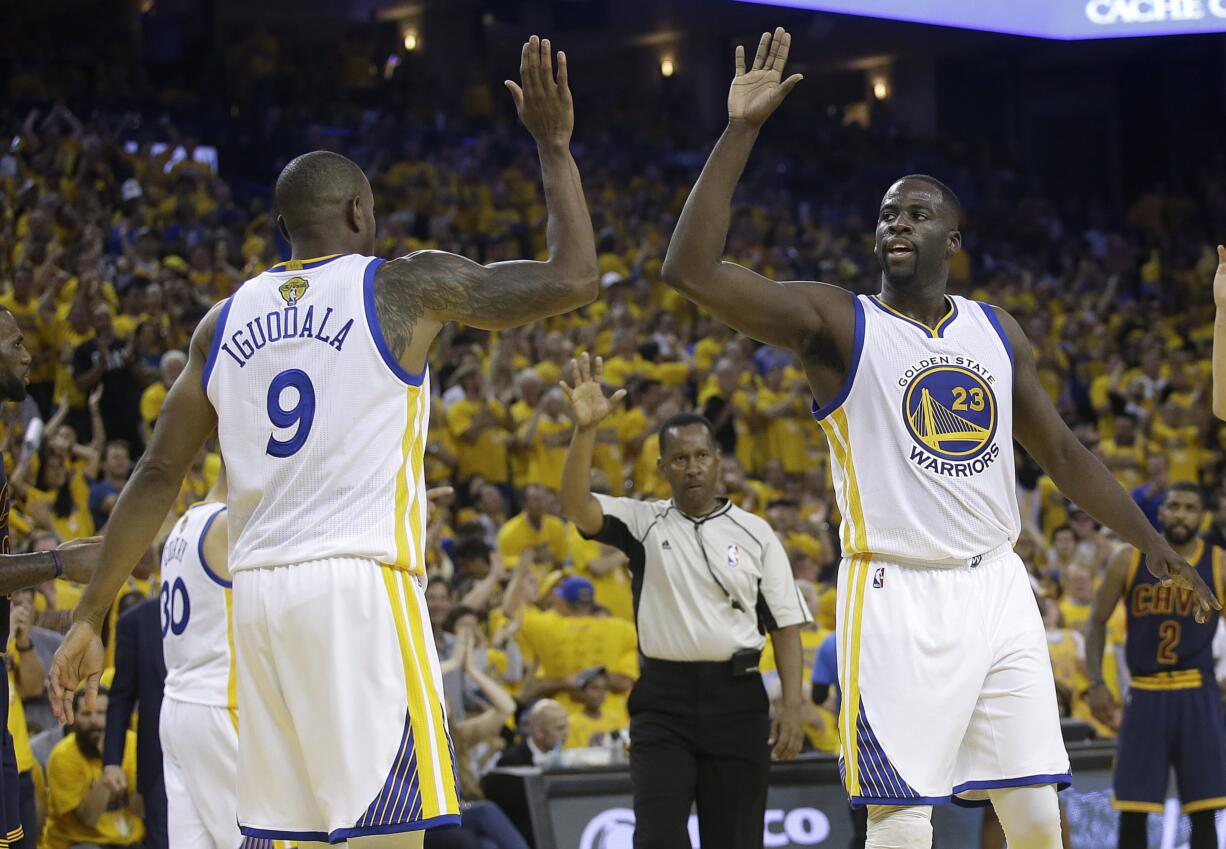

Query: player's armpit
[375,249,597,359]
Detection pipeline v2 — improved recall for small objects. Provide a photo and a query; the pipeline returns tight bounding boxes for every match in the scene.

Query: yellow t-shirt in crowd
[139,382,167,427]
[565,708,625,749]
[446,399,510,485]
[497,513,569,570]
[41,731,143,849]
[522,414,571,493]
[1149,423,1202,484]
[25,483,95,542]
[1059,597,1093,633]
[567,524,633,621]
[1046,629,1086,696]
[519,607,639,726]
[1099,439,1146,491]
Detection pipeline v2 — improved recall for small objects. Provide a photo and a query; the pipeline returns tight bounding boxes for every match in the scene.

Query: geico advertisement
[579,807,830,849]
[546,770,1226,849]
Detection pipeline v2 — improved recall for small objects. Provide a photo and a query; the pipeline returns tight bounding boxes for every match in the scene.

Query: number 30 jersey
[204,253,431,575]
[161,501,233,707]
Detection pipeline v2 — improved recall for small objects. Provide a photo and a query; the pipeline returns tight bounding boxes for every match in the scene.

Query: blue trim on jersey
[240,814,461,844]
[197,505,231,588]
[811,296,865,422]
[868,294,959,338]
[951,772,1072,807]
[850,702,925,802]
[977,302,1014,370]
[356,719,423,829]
[362,258,427,386]
[201,297,234,390]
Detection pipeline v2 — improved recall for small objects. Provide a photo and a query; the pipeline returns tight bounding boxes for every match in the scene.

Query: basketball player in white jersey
[159,465,239,849]
[661,27,1219,849]
[50,36,597,849]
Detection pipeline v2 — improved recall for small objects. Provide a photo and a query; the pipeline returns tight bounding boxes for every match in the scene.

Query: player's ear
[347,196,363,233]
[947,229,962,257]
[276,215,290,243]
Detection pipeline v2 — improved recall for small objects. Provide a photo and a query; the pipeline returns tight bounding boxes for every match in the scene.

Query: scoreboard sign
[734,0,1226,40]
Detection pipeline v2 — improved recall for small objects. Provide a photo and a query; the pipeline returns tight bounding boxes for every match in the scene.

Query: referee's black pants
[629,657,771,849]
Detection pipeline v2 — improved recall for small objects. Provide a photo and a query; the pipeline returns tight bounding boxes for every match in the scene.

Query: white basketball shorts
[232,557,460,842]
[160,697,242,849]
[836,544,1070,806]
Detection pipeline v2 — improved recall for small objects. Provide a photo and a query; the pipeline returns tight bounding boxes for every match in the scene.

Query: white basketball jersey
[814,294,1020,564]
[161,502,234,707]
[204,253,431,575]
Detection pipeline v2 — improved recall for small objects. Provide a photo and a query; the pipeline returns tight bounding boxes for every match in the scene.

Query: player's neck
[878,277,950,327]
[290,234,363,261]
[1169,537,1200,560]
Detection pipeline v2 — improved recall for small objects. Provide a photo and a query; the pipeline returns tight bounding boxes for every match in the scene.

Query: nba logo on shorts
[727,544,740,568]
[873,567,885,588]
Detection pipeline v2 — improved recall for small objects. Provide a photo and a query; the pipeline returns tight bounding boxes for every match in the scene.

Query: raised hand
[1214,245,1226,310]
[560,353,626,430]
[505,35,574,147]
[729,27,803,128]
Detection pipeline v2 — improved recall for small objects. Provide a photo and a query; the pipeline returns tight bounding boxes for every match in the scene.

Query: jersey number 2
[266,369,316,458]
[1157,620,1181,665]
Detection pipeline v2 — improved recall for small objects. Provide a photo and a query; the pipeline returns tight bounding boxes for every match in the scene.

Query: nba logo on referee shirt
[727,544,740,568]
[873,568,885,588]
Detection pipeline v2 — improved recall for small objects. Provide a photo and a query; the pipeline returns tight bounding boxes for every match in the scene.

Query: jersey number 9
[266,369,316,458]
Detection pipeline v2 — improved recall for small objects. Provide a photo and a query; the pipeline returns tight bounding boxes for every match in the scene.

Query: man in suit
[498,700,569,768]
[102,598,166,849]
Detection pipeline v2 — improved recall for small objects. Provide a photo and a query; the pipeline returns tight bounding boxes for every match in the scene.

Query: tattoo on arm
[375,251,572,357]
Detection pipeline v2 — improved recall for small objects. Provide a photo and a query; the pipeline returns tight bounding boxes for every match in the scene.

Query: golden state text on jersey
[898,357,1001,478]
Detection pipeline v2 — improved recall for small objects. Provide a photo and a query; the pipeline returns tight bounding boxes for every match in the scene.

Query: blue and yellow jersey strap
[1124,549,1143,594]
[1212,546,1225,610]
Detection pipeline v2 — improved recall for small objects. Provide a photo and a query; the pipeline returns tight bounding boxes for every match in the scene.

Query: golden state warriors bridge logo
[899,359,1001,477]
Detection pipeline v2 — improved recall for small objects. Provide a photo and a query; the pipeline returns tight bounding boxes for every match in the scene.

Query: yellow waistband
[1131,669,1204,690]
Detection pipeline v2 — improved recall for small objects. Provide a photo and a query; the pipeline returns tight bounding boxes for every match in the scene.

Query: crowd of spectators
[3,22,1226,847]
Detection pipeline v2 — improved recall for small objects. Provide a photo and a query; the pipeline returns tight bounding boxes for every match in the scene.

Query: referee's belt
[1130,669,1205,691]
[641,649,762,678]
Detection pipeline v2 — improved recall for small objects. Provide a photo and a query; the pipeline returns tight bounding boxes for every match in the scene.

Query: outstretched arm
[1085,546,1130,730]
[1212,246,1226,420]
[559,354,624,536]
[50,303,221,722]
[661,28,851,352]
[999,305,1219,619]
[374,36,597,372]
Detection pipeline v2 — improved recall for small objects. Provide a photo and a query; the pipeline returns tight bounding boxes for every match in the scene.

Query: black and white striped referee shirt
[584,495,812,662]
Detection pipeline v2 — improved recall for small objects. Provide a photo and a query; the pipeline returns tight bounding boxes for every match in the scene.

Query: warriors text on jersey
[160,502,234,709]
[204,254,431,575]
[814,294,1019,564]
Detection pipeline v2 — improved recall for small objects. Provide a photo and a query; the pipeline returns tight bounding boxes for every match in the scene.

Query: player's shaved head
[893,174,964,228]
[274,151,376,253]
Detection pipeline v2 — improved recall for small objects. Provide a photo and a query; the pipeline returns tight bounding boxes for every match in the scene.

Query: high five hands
[729,27,804,128]
[505,35,573,147]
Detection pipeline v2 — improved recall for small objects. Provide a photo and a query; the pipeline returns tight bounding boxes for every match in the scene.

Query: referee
[560,354,810,849]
